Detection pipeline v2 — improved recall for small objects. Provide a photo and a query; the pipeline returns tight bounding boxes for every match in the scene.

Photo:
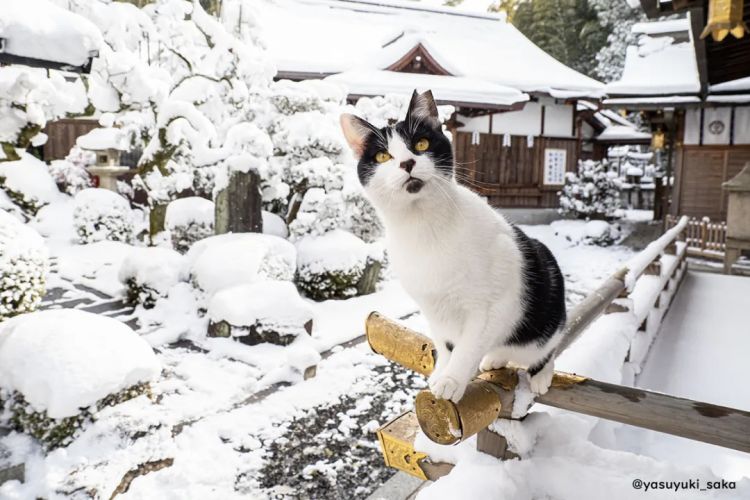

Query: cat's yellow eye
[415,138,429,152]
[375,151,391,163]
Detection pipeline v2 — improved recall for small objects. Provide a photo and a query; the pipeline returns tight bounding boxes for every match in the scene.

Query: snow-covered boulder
[185,233,296,296]
[118,247,184,308]
[295,229,383,301]
[0,154,60,214]
[0,210,48,320]
[207,280,313,346]
[165,197,214,253]
[73,188,134,244]
[0,309,159,448]
[262,210,288,238]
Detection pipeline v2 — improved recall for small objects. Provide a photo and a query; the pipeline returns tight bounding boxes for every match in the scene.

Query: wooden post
[215,169,263,234]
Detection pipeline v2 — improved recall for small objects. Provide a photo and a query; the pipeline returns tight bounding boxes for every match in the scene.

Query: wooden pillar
[215,169,263,234]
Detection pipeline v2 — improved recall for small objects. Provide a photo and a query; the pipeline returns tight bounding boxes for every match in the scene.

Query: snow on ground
[11,205,747,499]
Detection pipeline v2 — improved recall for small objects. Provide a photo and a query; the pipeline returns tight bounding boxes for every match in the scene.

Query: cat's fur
[340,91,566,402]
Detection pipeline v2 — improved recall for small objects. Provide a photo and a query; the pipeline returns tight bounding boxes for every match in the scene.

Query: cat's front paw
[429,375,466,403]
[528,365,554,395]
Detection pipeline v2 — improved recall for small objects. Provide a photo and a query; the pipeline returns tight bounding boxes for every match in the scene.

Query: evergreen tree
[589,0,646,82]
[512,0,607,78]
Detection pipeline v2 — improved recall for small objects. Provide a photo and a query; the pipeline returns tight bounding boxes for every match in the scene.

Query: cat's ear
[406,90,440,128]
[340,114,377,158]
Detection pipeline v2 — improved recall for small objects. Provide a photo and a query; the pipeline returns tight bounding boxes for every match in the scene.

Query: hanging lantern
[700,0,748,42]
[651,128,665,151]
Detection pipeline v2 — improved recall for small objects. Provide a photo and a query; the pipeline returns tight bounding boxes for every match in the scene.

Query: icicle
[526,135,534,148]
[503,133,511,147]
[471,131,480,145]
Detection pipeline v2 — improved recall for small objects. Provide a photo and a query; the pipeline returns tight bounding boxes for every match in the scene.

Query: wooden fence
[367,217,750,481]
[666,215,727,260]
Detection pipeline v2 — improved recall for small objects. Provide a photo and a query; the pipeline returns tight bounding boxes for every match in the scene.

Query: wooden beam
[690,7,710,96]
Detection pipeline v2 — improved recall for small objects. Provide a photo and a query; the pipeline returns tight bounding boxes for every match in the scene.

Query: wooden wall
[454,132,577,208]
[673,145,750,221]
[43,118,99,161]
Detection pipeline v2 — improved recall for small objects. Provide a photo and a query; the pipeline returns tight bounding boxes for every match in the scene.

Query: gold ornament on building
[651,128,665,151]
[700,0,748,42]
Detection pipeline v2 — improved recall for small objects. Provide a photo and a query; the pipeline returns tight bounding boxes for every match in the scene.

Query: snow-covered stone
[118,247,184,308]
[165,197,215,253]
[186,233,296,296]
[0,210,48,320]
[73,188,134,244]
[0,154,60,214]
[0,309,159,448]
[207,280,313,346]
[295,229,382,300]
[262,210,288,238]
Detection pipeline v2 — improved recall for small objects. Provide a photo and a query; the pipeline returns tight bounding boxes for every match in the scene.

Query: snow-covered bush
[559,160,622,221]
[73,188,134,244]
[289,187,347,240]
[295,229,383,301]
[165,197,215,253]
[0,309,159,449]
[0,210,48,320]
[207,280,313,346]
[48,158,92,195]
[0,153,61,215]
[119,247,184,308]
[262,210,288,238]
[185,233,296,296]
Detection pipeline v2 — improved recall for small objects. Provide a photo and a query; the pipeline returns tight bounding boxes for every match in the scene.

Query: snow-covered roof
[258,0,603,96]
[632,18,690,36]
[76,128,130,151]
[596,125,652,142]
[605,36,699,96]
[0,0,102,68]
[325,70,529,109]
[710,76,750,93]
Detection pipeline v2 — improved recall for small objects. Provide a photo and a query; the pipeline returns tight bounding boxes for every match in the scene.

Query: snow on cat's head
[340,90,453,209]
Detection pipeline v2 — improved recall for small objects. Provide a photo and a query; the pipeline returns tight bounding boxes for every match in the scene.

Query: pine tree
[589,0,646,82]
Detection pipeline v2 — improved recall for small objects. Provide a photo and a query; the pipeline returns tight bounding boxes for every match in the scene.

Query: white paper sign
[543,148,566,185]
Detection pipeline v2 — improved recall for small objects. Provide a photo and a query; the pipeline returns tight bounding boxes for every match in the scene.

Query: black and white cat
[340,90,566,403]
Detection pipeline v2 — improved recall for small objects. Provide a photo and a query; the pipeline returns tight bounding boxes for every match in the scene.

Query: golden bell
[700,0,748,41]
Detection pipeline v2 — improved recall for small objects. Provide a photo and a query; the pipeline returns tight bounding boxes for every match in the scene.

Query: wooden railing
[368,216,750,481]
[666,215,726,260]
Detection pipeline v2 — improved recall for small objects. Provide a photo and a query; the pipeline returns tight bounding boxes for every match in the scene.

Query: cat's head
[340,90,453,208]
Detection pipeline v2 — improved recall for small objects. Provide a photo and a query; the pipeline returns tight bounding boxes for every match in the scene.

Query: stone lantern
[722,162,750,274]
[76,128,131,191]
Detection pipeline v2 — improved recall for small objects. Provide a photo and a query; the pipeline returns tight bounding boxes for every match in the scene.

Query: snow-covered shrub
[289,187,347,240]
[295,229,383,301]
[207,280,313,346]
[583,220,621,246]
[165,197,215,253]
[119,247,184,308]
[185,233,296,296]
[0,309,159,449]
[73,188,134,244]
[48,158,92,195]
[262,210,288,238]
[342,176,383,243]
[559,160,622,220]
[0,210,48,320]
[0,153,61,215]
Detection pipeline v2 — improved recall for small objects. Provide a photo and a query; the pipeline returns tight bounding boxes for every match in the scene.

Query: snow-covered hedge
[0,154,61,214]
[207,280,314,346]
[0,309,160,448]
[0,210,49,320]
[185,233,296,296]
[73,188,134,244]
[295,229,383,301]
[118,247,184,308]
[48,157,93,195]
[558,159,622,220]
[165,196,214,253]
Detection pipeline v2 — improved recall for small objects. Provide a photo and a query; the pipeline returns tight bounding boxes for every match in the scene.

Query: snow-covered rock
[119,247,184,308]
[0,309,159,447]
[295,229,382,300]
[73,188,134,244]
[0,210,48,319]
[207,280,314,346]
[0,153,60,214]
[165,197,215,253]
[262,210,288,238]
[185,233,296,296]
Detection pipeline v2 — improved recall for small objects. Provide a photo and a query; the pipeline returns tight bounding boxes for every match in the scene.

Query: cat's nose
[400,159,415,173]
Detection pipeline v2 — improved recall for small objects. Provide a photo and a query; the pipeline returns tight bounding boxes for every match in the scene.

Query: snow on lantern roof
[0,0,102,72]
[258,0,604,96]
[325,69,529,109]
[76,128,129,152]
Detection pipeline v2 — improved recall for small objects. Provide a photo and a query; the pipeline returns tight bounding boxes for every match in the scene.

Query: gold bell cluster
[701,0,749,42]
